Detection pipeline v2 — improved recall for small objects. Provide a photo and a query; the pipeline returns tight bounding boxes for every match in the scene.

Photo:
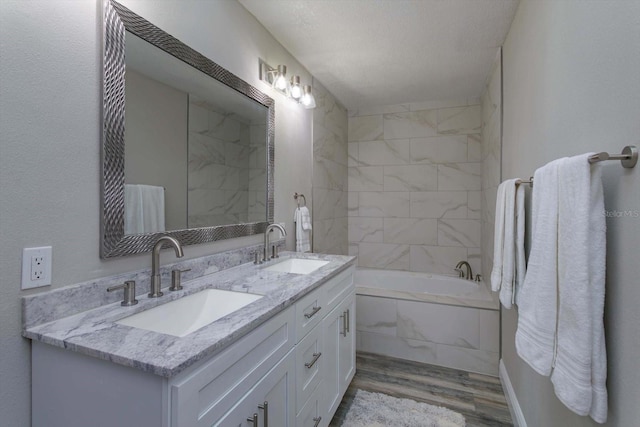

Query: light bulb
[301,85,316,109]
[290,76,302,100]
[272,65,288,92]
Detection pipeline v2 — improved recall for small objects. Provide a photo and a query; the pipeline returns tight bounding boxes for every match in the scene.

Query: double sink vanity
[24,248,356,427]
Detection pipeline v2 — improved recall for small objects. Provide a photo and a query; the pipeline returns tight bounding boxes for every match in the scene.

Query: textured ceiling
[239,0,519,110]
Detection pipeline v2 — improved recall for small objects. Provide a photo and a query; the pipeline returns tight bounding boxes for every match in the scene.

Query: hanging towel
[515,158,565,376]
[550,154,607,423]
[294,207,311,252]
[124,184,165,234]
[299,206,313,231]
[490,178,525,308]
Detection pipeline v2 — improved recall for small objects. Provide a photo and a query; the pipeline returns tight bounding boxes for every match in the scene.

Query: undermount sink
[263,258,329,275]
[116,289,262,337]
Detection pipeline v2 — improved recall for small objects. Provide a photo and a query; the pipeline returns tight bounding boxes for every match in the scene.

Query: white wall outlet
[21,246,52,290]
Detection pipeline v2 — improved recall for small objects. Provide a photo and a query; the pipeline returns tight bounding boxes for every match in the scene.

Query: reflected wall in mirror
[102,0,274,258]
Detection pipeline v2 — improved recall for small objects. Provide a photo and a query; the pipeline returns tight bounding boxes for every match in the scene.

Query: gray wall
[125,69,188,231]
[501,1,640,425]
[0,1,313,425]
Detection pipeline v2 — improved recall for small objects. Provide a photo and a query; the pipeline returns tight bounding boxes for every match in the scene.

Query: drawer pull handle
[313,416,322,427]
[304,306,322,319]
[340,312,347,337]
[258,401,268,427]
[345,308,350,333]
[305,352,322,369]
[247,413,258,426]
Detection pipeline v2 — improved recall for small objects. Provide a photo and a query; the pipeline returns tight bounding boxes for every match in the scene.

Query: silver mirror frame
[101,0,274,258]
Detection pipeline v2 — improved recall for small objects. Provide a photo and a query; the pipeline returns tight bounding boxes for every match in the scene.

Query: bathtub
[355,268,500,375]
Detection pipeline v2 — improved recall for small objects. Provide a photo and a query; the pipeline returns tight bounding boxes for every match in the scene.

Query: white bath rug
[342,389,465,427]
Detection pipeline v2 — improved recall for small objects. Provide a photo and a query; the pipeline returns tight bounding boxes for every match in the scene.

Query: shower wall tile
[348,166,384,191]
[437,105,482,135]
[383,164,438,191]
[383,110,438,139]
[410,191,468,219]
[348,115,384,142]
[409,245,468,275]
[356,296,397,336]
[358,140,411,166]
[437,219,481,248]
[410,135,468,164]
[467,191,481,219]
[348,217,384,243]
[383,218,438,245]
[358,192,411,218]
[349,100,483,273]
[357,242,410,270]
[481,52,502,278]
[313,80,348,255]
[437,163,482,191]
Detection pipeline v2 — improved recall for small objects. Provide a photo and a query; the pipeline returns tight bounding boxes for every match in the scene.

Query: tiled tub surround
[312,80,349,255]
[348,100,483,276]
[23,247,354,377]
[354,268,500,375]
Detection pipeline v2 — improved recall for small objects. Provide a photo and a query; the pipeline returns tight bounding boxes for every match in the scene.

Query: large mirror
[102,0,274,258]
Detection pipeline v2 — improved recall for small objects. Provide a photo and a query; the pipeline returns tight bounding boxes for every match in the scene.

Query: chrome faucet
[455,261,473,281]
[263,223,286,262]
[149,236,184,297]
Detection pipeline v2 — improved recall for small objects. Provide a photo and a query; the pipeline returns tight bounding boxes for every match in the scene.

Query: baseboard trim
[499,359,527,427]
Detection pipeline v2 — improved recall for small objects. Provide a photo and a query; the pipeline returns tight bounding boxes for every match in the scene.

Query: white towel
[124,184,165,234]
[299,206,313,231]
[490,178,524,308]
[550,154,607,423]
[515,158,565,376]
[294,207,311,252]
[514,183,526,304]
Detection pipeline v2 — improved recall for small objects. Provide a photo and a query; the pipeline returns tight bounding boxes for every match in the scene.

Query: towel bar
[588,145,637,168]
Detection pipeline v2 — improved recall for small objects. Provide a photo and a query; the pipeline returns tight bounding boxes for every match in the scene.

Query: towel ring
[294,192,306,208]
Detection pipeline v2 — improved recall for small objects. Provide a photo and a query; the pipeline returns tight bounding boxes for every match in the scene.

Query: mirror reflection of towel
[124,184,165,234]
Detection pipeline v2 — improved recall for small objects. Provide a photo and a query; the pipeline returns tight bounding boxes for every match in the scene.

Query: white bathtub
[355,268,498,309]
[355,268,500,375]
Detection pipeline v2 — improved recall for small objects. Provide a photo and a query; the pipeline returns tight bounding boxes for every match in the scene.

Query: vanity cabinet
[31,265,355,427]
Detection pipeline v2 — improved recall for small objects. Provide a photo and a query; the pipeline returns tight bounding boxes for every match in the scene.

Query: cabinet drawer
[296,381,326,427]
[324,266,354,315]
[295,285,327,342]
[169,306,295,427]
[296,323,323,415]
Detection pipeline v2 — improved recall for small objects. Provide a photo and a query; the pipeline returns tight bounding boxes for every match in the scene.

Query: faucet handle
[475,274,482,282]
[107,280,138,306]
[170,269,191,291]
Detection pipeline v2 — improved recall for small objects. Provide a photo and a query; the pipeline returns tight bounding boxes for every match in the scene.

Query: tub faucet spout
[455,261,473,281]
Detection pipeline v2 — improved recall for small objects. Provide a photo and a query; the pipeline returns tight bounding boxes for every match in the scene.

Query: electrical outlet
[22,246,52,289]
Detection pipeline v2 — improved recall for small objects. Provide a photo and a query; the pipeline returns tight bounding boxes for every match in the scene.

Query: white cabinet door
[339,294,356,396]
[213,350,296,427]
[322,293,355,420]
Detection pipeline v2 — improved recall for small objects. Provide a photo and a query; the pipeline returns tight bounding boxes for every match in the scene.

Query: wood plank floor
[329,352,513,427]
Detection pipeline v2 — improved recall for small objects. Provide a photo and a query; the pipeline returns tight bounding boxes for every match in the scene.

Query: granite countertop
[24,252,355,378]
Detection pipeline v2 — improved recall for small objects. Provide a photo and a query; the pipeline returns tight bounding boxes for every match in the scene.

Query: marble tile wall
[355,294,499,375]
[481,53,502,281]
[312,80,349,255]
[348,99,483,275]
[187,98,267,227]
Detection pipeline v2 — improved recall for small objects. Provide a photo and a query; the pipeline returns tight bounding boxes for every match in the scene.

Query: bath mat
[342,389,465,427]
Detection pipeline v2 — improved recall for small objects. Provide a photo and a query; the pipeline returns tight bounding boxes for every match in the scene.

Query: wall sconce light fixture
[259,59,315,109]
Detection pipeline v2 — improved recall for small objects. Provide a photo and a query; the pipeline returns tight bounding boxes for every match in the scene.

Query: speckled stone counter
[23,251,355,378]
